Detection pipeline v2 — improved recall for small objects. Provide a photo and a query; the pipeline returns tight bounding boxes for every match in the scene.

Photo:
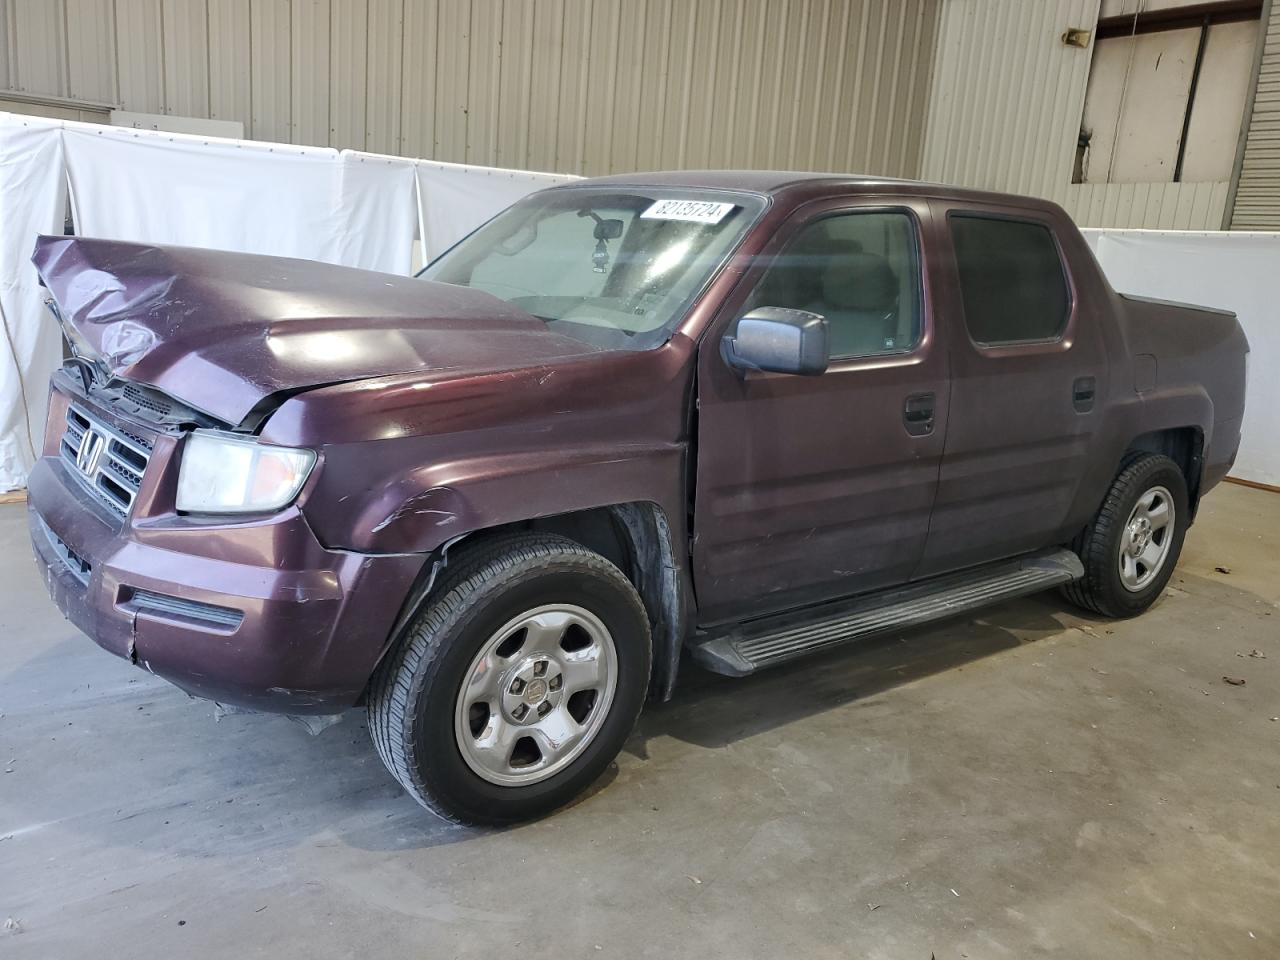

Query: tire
[1062,453,1189,619]
[367,533,651,825]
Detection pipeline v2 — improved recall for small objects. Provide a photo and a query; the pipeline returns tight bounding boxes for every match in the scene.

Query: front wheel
[367,533,651,825]
[1063,453,1189,618]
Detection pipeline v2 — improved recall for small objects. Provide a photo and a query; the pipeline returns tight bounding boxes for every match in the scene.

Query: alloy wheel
[1118,484,1175,592]
[453,604,618,786]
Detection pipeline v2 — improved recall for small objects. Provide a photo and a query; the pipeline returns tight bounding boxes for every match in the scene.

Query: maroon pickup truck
[28,172,1247,824]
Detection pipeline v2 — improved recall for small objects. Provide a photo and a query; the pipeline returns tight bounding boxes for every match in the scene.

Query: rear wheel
[1063,453,1189,618]
[367,533,651,825]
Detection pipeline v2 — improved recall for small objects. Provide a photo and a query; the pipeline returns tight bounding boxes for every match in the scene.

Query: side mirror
[721,307,829,376]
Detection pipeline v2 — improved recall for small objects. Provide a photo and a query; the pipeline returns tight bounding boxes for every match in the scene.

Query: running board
[690,549,1084,677]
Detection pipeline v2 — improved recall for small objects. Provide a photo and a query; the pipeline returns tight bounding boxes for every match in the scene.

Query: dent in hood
[32,235,604,426]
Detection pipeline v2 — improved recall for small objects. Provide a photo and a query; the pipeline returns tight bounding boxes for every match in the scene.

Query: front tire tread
[367,533,648,825]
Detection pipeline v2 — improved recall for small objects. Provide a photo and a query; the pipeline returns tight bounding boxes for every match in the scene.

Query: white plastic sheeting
[414,160,576,262]
[1083,228,1280,487]
[0,113,573,491]
[0,115,67,492]
[64,126,419,274]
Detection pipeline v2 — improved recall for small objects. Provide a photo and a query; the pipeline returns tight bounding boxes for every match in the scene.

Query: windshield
[420,189,764,349]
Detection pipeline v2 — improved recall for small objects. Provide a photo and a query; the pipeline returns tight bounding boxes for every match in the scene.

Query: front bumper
[28,388,422,714]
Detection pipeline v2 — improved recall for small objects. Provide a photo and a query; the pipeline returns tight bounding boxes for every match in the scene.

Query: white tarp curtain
[63,124,419,274]
[414,159,577,262]
[0,113,572,491]
[0,114,67,492]
[1083,228,1280,487]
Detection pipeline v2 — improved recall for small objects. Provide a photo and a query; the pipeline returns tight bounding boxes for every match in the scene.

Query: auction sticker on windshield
[641,199,737,224]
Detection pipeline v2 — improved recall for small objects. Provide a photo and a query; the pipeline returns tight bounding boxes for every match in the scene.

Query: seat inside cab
[749,213,920,359]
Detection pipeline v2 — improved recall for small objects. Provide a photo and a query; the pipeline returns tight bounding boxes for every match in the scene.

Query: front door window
[745,210,922,360]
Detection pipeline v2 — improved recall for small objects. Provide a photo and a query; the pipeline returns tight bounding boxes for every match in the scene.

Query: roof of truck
[555,169,1058,212]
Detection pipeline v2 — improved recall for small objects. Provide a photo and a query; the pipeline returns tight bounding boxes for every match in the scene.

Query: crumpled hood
[32,235,605,426]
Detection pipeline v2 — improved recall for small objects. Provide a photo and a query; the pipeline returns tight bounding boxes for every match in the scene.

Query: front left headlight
[176,431,316,514]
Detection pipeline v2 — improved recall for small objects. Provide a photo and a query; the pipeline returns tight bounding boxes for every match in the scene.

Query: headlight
[176,431,316,514]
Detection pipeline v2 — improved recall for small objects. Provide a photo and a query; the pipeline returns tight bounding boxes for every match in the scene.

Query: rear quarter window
[948,215,1070,345]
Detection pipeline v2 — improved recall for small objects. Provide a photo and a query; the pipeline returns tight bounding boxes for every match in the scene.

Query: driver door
[690,197,950,624]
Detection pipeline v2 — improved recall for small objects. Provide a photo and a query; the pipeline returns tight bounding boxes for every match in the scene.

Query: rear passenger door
[917,203,1108,577]
[692,198,949,624]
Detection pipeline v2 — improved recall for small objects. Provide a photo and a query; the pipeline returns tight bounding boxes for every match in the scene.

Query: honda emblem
[76,429,106,477]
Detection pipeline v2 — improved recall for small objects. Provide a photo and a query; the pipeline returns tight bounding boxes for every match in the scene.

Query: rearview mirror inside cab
[721,307,829,376]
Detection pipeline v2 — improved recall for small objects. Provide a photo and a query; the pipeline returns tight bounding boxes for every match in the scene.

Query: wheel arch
[365,501,691,705]
[1123,426,1205,519]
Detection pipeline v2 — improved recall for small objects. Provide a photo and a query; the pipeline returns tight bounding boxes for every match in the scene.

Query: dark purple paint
[27,172,1248,713]
[32,236,606,426]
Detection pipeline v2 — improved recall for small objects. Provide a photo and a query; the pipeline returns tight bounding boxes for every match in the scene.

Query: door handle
[903,392,935,436]
[1073,376,1096,413]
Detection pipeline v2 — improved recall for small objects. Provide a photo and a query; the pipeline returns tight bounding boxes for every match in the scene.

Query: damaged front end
[25,236,445,715]
[25,233,660,718]
[26,360,424,714]
[31,235,379,429]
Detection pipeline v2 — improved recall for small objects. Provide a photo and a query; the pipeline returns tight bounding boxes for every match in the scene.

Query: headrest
[820,252,898,312]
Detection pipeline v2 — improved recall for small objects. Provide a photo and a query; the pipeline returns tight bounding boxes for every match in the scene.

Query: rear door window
[948,215,1070,345]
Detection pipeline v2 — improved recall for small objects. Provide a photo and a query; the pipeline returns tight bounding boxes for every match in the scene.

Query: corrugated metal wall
[1231,0,1280,228]
[921,0,1244,230]
[923,0,1099,201]
[0,0,941,178]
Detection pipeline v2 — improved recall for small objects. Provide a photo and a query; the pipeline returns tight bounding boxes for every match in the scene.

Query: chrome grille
[60,404,153,519]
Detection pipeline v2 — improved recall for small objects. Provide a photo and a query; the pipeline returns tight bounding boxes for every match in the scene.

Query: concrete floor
[1,485,1277,959]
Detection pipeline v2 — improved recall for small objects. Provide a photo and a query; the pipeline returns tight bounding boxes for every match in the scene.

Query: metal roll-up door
[1231,3,1280,228]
